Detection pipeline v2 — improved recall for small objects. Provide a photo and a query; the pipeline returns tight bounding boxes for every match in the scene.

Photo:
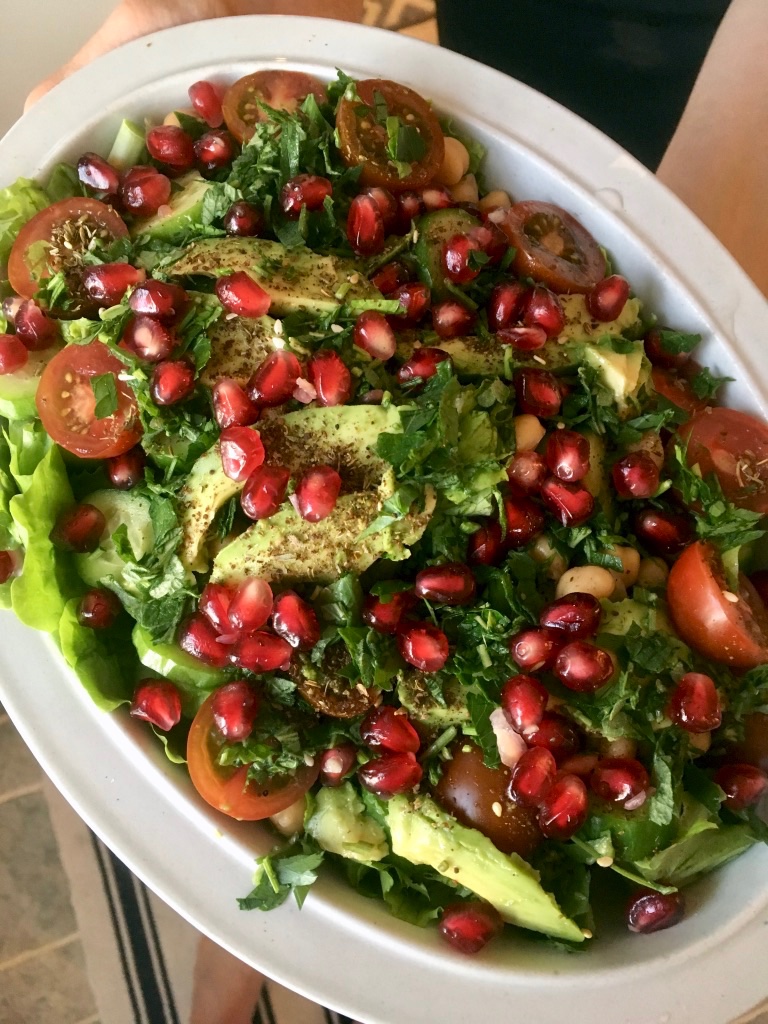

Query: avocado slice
[133,173,212,243]
[169,237,383,316]
[133,624,229,711]
[306,782,389,862]
[199,315,277,389]
[397,673,470,728]
[74,489,154,588]
[388,794,585,943]
[413,207,480,299]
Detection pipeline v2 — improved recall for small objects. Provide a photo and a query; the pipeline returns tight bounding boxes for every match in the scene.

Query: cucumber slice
[413,208,480,299]
[108,119,146,171]
[74,490,153,587]
[0,344,61,421]
[132,624,229,704]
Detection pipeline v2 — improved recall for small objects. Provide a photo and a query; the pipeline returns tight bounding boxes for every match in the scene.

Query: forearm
[657,0,768,296]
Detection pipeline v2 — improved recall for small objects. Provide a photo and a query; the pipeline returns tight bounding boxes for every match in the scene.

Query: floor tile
[0,792,78,960]
[0,716,41,796]
[398,18,439,43]
[0,938,97,1024]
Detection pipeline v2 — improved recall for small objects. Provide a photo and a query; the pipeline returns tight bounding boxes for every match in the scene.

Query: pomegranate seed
[215,272,271,318]
[644,326,694,370]
[77,152,120,194]
[130,680,182,731]
[438,902,503,955]
[432,300,476,339]
[714,763,768,810]
[507,451,547,495]
[363,590,414,634]
[281,174,333,217]
[467,520,504,566]
[83,263,145,306]
[397,347,451,385]
[107,447,145,489]
[353,310,397,360]
[395,190,424,231]
[502,494,545,548]
[501,675,548,736]
[361,389,384,405]
[120,165,171,216]
[179,613,229,667]
[189,79,224,127]
[414,562,476,605]
[591,757,650,807]
[469,223,508,264]
[293,465,342,522]
[612,452,660,500]
[151,359,195,405]
[442,233,484,284]
[15,301,58,350]
[540,477,595,527]
[358,751,423,796]
[634,508,694,557]
[219,426,265,482]
[123,316,176,362]
[419,185,453,211]
[222,200,264,237]
[554,641,614,692]
[546,430,590,483]
[361,706,420,754]
[487,281,528,332]
[509,628,561,672]
[212,378,259,428]
[364,187,398,232]
[194,130,237,174]
[308,350,352,407]
[229,631,292,673]
[0,336,29,374]
[50,503,105,553]
[347,193,385,256]
[524,287,565,338]
[77,588,121,629]
[0,550,19,584]
[241,465,290,520]
[319,744,358,787]
[537,773,588,840]
[247,350,301,406]
[527,713,582,762]
[669,673,721,733]
[398,623,450,672]
[497,325,548,352]
[211,680,260,741]
[508,746,557,807]
[514,368,562,418]
[539,593,602,640]
[390,282,431,326]
[587,275,630,322]
[371,261,411,296]
[146,125,195,170]
[129,280,188,322]
[199,582,232,633]
[627,890,684,934]
[271,590,321,650]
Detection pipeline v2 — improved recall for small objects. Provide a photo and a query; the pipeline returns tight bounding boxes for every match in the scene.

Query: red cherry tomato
[651,366,708,417]
[36,341,141,458]
[679,407,768,514]
[336,79,445,192]
[8,198,128,301]
[222,70,326,142]
[498,201,605,293]
[187,692,319,821]
[667,541,768,669]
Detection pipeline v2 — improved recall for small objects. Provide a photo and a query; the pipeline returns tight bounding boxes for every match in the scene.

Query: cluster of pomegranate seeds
[241,465,291,520]
[151,359,195,406]
[223,200,264,237]
[130,680,182,732]
[271,590,320,649]
[414,562,476,605]
[211,681,260,741]
[50,503,105,553]
[500,676,548,737]
[397,347,452,385]
[668,672,722,732]
[634,508,693,557]
[293,465,342,522]
[347,193,385,256]
[587,275,630,322]
[215,272,271,319]
[591,758,650,808]
[247,350,301,406]
[353,310,397,360]
[626,889,684,934]
[219,426,265,482]
[146,125,196,172]
[361,706,420,754]
[612,452,660,500]
[0,336,29,375]
[713,763,768,810]
[194,130,237,174]
[398,622,450,672]
[363,590,414,634]
[188,79,224,127]
[438,902,503,955]
[77,588,121,629]
[83,263,145,306]
[120,165,172,216]
[319,744,357,787]
[358,751,423,797]
[123,316,176,362]
[15,301,58,350]
[308,350,352,406]
[77,152,120,194]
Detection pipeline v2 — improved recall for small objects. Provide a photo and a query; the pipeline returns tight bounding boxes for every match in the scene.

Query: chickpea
[531,535,567,581]
[689,731,712,754]
[270,796,306,837]
[478,189,512,214]
[608,545,641,588]
[162,106,196,128]
[435,136,471,187]
[514,414,546,452]
[450,172,479,204]
[556,565,616,600]
[637,556,669,589]
[603,737,638,760]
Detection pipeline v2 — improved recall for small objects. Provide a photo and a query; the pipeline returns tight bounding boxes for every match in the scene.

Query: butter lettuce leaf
[0,177,49,268]
[57,597,134,711]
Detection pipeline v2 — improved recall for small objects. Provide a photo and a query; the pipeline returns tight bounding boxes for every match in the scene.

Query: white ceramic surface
[1,17,768,1024]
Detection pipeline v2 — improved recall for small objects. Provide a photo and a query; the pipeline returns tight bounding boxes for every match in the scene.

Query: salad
[1,65,768,956]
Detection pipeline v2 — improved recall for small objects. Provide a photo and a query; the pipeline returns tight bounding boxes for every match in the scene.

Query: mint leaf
[239,839,324,912]
[655,330,701,356]
[90,373,119,419]
[466,691,500,769]
[689,367,732,401]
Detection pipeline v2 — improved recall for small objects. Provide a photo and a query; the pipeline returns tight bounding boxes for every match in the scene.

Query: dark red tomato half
[667,541,768,669]
[336,79,445,192]
[498,201,605,293]
[187,691,319,821]
[679,407,768,514]
[222,70,327,142]
[8,198,128,301]
[36,341,142,458]
[651,367,709,418]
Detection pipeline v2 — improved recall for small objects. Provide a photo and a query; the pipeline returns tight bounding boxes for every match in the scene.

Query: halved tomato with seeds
[222,70,326,142]
[36,341,141,458]
[679,407,768,514]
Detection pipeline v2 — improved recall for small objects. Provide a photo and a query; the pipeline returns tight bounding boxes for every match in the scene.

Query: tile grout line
[0,781,43,807]
[0,931,81,972]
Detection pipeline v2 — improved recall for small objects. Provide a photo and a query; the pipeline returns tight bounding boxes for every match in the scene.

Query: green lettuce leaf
[4,418,53,492]
[57,598,134,711]
[0,177,49,268]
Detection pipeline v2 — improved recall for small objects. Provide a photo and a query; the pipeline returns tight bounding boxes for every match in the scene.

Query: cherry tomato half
[498,201,605,293]
[222,70,327,142]
[679,407,768,514]
[36,341,141,458]
[336,79,445,192]
[651,366,709,418]
[667,541,768,669]
[187,691,319,821]
[8,198,128,301]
